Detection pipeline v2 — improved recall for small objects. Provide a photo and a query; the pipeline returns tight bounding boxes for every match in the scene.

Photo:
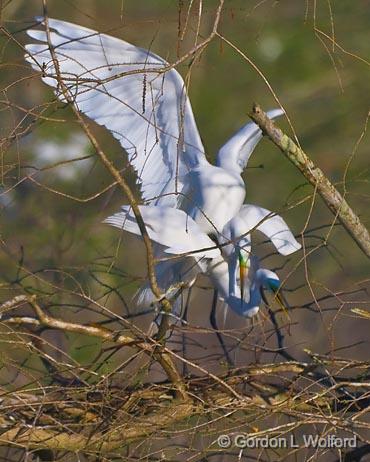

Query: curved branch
[2,294,189,400]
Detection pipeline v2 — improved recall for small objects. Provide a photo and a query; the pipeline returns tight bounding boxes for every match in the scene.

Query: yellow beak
[273,289,291,321]
[238,250,248,301]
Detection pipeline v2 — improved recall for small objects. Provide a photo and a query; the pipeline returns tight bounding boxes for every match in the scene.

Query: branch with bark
[249,104,370,258]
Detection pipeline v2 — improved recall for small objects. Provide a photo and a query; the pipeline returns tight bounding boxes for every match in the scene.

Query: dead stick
[249,104,370,258]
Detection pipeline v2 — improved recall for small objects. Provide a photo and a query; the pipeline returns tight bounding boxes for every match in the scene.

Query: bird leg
[181,286,193,376]
[210,289,234,367]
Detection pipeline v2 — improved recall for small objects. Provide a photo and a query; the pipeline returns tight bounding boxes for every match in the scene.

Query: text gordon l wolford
[230,433,357,449]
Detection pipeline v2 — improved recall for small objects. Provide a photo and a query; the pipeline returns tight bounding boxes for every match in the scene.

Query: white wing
[104,205,220,259]
[216,109,284,174]
[25,17,206,206]
[222,204,301,256]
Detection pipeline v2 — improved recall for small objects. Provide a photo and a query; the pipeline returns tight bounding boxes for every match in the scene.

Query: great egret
[25,17,299,318]
[104,203,301,317]
[25,17,283,233]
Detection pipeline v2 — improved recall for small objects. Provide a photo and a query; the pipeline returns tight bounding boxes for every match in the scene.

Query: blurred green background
[0,0,369,377]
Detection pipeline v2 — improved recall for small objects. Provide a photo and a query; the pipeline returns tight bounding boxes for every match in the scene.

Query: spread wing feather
[104,205,220,259]
[25,17,206,206]
[216,109,284,173]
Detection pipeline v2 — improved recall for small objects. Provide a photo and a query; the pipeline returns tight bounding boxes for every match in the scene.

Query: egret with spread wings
[25,17,299,317]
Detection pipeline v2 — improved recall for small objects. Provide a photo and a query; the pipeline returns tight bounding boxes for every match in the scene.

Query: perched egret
[25,17,283,233]
[25,17,300,318]
[104,204,300,317]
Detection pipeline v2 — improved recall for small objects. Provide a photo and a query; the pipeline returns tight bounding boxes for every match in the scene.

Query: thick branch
[27,295,150,350]
[249,104,370,258]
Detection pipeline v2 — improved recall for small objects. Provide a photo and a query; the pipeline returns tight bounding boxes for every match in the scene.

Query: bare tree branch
[249,104,370,258]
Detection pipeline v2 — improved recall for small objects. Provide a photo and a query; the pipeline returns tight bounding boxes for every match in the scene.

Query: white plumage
[104,205,219,259]
[104,204,301,317]
[25,17,300,319]
[25,17,283,232]
[26,17,204,207]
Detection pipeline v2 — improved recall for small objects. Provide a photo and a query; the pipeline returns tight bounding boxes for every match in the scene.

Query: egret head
[258,269,289,316]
